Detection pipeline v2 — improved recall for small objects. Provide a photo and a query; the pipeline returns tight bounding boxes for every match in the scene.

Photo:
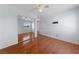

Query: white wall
[0,5,18,49]
[39,7,79,44]
[0,5,35,49]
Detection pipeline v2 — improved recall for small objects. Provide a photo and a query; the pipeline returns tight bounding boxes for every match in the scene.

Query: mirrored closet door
[18,16,38,43]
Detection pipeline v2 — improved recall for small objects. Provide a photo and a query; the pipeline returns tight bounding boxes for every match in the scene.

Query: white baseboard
[39,32,79,45]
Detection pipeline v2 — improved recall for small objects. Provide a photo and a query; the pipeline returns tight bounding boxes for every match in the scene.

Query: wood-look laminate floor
[0,34,79,54]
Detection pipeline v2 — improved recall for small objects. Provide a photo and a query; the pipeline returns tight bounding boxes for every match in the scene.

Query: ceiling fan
[32,4,49,13]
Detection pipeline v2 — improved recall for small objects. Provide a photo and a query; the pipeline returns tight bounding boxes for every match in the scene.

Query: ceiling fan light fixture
[38,8,43,12]
[37,5,49,13]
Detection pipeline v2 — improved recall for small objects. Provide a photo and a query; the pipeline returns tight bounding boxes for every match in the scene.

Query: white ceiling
[0,4,79,16]
[42,4,79,14]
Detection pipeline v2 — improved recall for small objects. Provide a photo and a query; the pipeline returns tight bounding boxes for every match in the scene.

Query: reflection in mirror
[18,15,39,43]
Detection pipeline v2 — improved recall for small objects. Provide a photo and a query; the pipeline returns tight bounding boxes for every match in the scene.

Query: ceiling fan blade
[30,5,49,12]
